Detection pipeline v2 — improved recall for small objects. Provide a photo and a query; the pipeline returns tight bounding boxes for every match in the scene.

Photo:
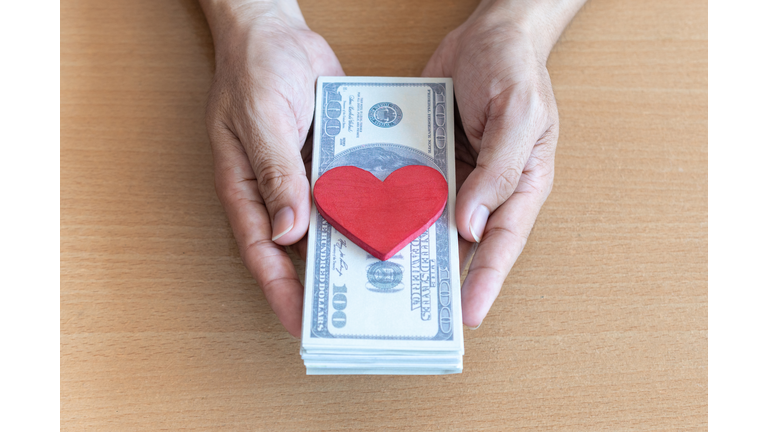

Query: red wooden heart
[313,165,448,261]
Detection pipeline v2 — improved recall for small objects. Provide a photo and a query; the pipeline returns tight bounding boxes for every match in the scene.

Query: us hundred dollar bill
[301,77,463,354]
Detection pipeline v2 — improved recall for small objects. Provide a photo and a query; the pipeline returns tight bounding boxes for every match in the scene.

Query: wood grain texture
[61,0,707,430]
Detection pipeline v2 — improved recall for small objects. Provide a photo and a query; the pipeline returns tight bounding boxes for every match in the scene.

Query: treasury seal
[368,102,403,128]
[366,261,404,292]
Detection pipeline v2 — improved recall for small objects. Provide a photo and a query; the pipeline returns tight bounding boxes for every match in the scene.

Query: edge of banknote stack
[301,76,464,375]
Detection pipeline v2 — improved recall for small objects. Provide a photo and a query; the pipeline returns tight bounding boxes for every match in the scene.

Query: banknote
[301,76,463,374]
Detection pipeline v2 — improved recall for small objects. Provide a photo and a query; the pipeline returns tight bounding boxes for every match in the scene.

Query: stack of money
[301,77,464,375]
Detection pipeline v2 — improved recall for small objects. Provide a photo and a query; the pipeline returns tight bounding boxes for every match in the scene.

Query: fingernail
[469,205,490,243]
[271,207,294,241]
[468,323,482,330]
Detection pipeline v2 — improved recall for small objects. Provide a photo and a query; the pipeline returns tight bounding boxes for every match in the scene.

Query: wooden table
[61,0,707,429]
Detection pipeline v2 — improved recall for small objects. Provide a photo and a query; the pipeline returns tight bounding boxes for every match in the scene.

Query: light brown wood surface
[61,0,707,430]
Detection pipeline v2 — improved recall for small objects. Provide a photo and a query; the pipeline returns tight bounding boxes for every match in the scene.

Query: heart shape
[313,165,448,261]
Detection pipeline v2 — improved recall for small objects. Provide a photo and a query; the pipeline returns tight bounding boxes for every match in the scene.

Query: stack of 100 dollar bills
[301,77,464,375]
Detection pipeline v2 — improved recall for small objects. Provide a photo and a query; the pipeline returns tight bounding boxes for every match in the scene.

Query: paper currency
[301,76,463,375]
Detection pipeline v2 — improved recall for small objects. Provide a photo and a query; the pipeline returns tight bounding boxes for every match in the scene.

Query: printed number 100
[331,284,347,328]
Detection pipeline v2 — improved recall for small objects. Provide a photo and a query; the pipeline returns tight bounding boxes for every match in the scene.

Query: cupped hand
[423,0,567,328]
[203,0,343,337]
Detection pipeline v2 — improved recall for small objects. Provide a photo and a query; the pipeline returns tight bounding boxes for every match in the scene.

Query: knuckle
[242,237,276,260]
[259,275,301,297]
[213,171,250,207]
[487,90,516,121]
[540,122,560,146]
[532,174,555,202]
[486,224,530,252]
[467,263,507,282]
[478,155,525,203]
[527,148,555,179]
[258,165,289,192]
[494,165,521,201]
[256,166,305,204]
[213,167,239,201]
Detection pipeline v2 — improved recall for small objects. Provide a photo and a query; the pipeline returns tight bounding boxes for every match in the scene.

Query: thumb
[239,107,311,246]
[456,92,549,244]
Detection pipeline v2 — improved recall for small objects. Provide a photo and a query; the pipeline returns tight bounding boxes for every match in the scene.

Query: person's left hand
[423,0,576,328]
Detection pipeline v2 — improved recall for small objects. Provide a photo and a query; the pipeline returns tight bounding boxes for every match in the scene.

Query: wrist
[199,0,306,46]
[471,0,586,61]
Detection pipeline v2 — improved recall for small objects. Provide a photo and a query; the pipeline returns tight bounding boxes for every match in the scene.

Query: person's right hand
[201,0,344,337]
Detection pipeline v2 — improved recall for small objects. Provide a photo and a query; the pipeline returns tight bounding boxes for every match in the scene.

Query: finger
[455,90,551,244]
[459,238,478,275]
[292,235,308,261]
[210,125,305,337]
[460,186,542,328]
[235,95,311,247]
[460,149,555,328]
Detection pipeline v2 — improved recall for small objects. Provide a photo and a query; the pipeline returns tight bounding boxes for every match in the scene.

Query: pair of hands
[201,0,583,337]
